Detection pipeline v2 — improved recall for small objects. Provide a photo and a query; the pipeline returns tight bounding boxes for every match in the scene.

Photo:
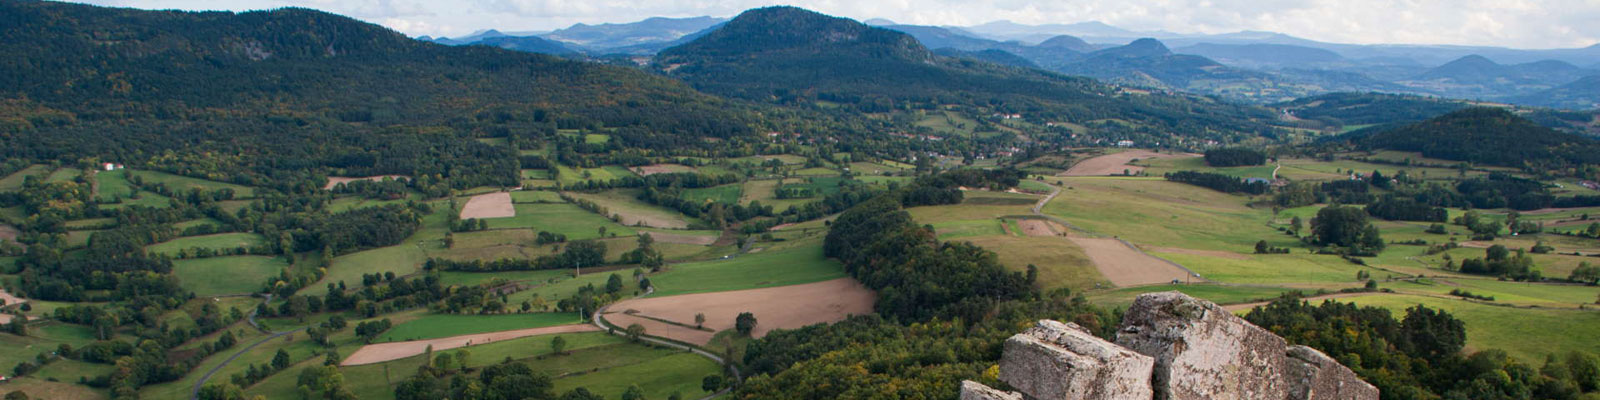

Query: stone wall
[962,291,1378,400]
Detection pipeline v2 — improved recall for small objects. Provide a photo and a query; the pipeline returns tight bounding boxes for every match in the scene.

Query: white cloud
[73,0,1600,48]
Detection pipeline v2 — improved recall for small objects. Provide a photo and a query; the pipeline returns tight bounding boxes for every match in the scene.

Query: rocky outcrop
[1285,345,1382,400]
[1115,291,1288,400]
[1001,320,1154,400]
[961,291,1377,400]
[962,380,1024,400]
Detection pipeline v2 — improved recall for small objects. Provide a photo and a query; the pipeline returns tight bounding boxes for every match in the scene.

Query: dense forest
[0,0,755,192]
[1349,108,1600,171]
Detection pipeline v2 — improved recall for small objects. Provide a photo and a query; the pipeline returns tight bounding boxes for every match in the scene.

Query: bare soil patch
[643,231,717,246]
[1068,237,1191,287]
[1148,246,1250,261]
[324,175,408,190]
[602,278,874,345]
[459,192,515,219]
[1060,150,1195,177]
[631,164,697,176]
[1017,219,1064,237]
[341,324,599,366]
[0,223,19,242]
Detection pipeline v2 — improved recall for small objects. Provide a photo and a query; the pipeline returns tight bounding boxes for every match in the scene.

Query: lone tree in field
[606,273,625,294]
[735,312,757,336]
[625,323,646,342]
[694,313,706,329]
[550,335,567,355]
[702,374,724,393]
[1311,205,1384,252]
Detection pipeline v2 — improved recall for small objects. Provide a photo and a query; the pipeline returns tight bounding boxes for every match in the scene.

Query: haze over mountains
[427,13,1600,109]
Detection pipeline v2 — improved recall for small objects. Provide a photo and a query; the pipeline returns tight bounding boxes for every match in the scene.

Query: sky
[76,0,1600,49]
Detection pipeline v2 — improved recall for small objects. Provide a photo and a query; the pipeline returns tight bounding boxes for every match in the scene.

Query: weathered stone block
[1115,291,1288,400]
[1000,320,1155,400]
[960,380,1023,400]
[1285,345,1380,400]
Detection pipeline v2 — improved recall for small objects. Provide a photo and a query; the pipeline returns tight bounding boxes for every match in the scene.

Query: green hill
[1350,107,1600,169]
[0,0,751,189]
[655,6,1278,141]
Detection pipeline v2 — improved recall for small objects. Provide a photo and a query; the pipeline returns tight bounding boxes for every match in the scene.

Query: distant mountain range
[422,14,1600,109]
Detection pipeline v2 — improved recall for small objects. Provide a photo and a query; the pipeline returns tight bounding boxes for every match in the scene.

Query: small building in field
[102,163,124,171]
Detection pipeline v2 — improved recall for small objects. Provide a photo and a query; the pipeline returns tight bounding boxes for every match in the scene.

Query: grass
[646,243,846,297]
[1088,284,1302,309]
[562,190,697,229]
[132,169,256,198]
[0,164,51,192]
[438,269,570,288]
[173,256,286,296]
[376,313,585,342]
[146,232,268,256]
[101,191,173,209]
[555,165,637,186]
[45,167,81,182]
[1334,294,1600,363]
[458,332,624,369]
[315,243,428,296]
[584,134,611,144]
[682,184,743,204]
[505,270,643,307]
[551,351,719,400]
[931,219,1007,240]
[1044,177,1290,252]
[94,169,134,201]
[1158,251,1382,287]
[960,235,1106,291]
[510,190,562,203]
[485,203,638,240]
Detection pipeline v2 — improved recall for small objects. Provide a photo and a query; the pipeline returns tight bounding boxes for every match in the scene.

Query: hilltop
[1349,107,1600,168]
[0,0,752,187]
[656,7,1278,141]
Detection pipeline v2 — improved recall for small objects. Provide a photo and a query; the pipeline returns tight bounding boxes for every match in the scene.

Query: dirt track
[601,278,875,345]
[323,175,408,190]
[643,231,717,245]
[459,192,515,219]
[341,324,600,366]
[1068,237,1192,287]
[1017,219,1064,237]
[1060,150,1195,176]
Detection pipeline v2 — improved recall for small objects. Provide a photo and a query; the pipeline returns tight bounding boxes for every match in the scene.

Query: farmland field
[563,190,697,229]
[376,313,586,342]
[1331,294,1600,363]
[146,232,267,256]
[172,256,286,296]
[646,243,845,297]
[132,169,256,198]
[0,164,51,191]
[551,351,720,400]
[682,184,742,204]
[486,203,639,238]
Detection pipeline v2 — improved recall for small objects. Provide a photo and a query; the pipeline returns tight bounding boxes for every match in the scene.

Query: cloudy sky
[76,0,1600,49]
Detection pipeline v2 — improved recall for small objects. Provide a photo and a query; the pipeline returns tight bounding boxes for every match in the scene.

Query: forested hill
[655,6,1282,141]
[0,0,752,189]
[1350,107,1600,169]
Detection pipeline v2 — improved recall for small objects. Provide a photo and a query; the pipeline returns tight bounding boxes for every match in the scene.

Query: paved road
[191,295,304,400]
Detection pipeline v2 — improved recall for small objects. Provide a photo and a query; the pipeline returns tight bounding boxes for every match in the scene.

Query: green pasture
[377,313,585,342]
[173,256,285,296]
